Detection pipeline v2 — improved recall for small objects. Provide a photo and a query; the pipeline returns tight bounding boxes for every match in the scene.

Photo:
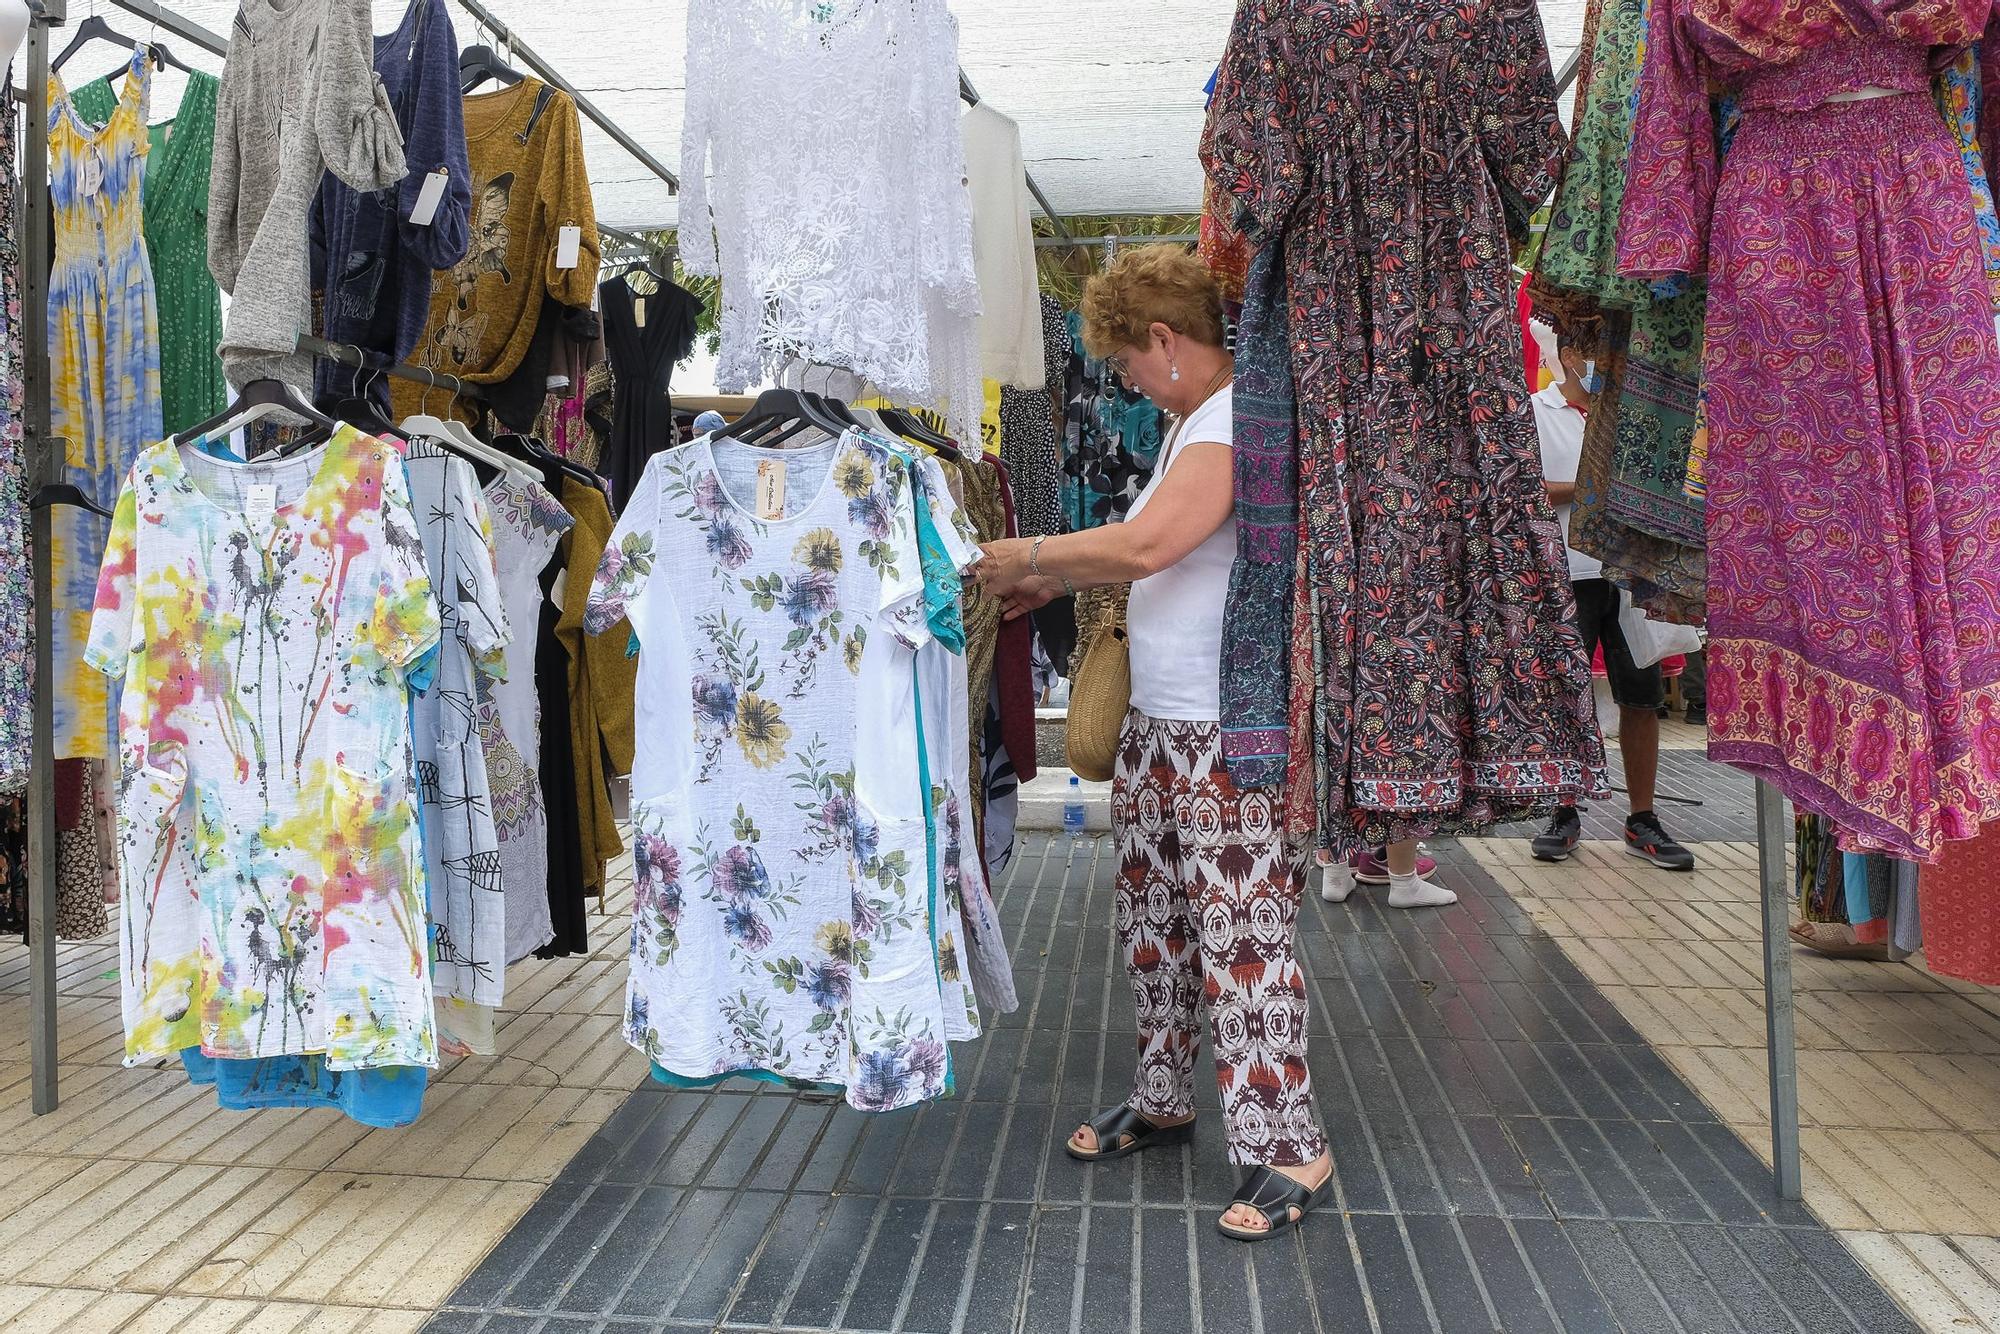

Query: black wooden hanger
[730,387,850,447]
[881,406,961,461]
[176,379,340,455]
[31,482,110,520]
[56,16,188,76]
[459,43,523,94]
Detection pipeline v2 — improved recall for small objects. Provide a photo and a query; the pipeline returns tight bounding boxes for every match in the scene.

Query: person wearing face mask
[975,245,1332,1241]
[1528,325,1695,872]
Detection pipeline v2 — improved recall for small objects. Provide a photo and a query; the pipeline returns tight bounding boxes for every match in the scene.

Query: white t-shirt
[1531,384,1602,582]
[1127,386,1235,721]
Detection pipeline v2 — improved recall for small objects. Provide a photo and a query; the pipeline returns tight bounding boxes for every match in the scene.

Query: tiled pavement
[8,720,2000,1331]
[426,820,1923,1332]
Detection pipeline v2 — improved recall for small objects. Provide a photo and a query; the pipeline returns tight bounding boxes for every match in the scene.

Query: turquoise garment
[180,1048,428,1128]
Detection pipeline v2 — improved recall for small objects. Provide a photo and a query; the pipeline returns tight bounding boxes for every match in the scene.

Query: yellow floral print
[733,691,792,769]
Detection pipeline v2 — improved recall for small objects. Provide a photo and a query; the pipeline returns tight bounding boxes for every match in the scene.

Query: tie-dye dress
[85,426,441,1071]
[49,46,163,760]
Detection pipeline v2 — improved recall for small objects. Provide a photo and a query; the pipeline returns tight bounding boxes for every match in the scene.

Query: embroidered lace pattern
[680,0,981,437]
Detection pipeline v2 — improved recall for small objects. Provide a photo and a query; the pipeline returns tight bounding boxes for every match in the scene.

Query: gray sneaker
[1531,807,1582,862]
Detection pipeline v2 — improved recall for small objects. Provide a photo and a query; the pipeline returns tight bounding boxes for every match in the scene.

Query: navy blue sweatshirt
[310,0,471,410]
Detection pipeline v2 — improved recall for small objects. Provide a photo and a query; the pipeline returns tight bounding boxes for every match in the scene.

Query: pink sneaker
[1351,849,1438,885]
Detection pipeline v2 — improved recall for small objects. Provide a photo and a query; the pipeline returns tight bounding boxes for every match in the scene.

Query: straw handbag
[1065,585,1131,782]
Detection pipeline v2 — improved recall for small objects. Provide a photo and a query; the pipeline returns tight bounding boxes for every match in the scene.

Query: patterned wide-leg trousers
[1111,711,1326,1167]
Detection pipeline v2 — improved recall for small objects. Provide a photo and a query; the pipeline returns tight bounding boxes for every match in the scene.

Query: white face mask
[1579,359,1604,394]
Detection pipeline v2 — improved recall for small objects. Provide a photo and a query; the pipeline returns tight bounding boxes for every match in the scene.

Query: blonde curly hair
[1078,244,1227,361]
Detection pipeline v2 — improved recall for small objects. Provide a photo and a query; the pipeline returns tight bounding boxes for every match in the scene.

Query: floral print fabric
[1059,309,1161,531]
[0,78,28,794]
[588,431,953,1111]
[85,426,440,1069]
[1203,0,1607,851]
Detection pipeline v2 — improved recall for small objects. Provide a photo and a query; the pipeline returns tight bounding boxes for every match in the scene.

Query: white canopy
[148,0,1590,229]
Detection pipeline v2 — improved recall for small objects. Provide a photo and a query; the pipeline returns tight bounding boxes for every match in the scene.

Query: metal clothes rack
[20,0,668,1113]
[454,0,677,195]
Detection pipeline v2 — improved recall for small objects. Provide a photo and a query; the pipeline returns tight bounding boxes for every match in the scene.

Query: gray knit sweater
[208,0,407,389]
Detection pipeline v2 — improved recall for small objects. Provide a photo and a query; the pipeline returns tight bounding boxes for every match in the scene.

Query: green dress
[74,69,225,435]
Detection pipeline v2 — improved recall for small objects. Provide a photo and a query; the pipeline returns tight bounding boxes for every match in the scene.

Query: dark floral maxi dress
[1203,0,1607,851]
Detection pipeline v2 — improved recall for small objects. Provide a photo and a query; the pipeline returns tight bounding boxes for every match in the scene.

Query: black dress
[598,273,701,514]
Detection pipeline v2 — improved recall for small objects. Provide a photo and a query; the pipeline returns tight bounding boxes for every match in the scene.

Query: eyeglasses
[1103,354,1130,384]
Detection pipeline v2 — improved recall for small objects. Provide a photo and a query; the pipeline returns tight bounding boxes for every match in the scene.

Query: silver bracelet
[1029,535,1074,597]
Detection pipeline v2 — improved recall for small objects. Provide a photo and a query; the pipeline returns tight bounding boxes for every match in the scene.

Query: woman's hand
[976,538,1038,598]
[997,575,1062,622]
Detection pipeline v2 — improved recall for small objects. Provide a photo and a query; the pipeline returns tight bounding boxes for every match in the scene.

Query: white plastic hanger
[401,379,542,485]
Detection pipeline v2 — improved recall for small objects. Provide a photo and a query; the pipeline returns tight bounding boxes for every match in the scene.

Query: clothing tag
[550,567,568,609]
[80,148,103,198]
[408,169,450,227]
[555,225,582,270]
[633,295,647,329]
[755,459,787,522]
[244,484,277,529]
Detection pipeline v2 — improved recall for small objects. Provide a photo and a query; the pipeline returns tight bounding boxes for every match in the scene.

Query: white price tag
[633,295,647,329]
[755,459,786,522]
[245,484,277,529]
[80,148,103,198]
[555,224,582,270]
[408,169,450,227]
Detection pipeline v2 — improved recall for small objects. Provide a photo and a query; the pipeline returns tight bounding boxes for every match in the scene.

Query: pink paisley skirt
[1702,93,2000,862]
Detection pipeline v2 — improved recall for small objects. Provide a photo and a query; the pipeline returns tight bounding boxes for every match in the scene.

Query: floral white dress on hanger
[587,429,954,1111]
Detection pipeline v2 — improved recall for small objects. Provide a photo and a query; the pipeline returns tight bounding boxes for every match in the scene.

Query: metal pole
[25,0,65,1117]
[1554,47,1582,99]
[1035,232,1198,250]
[1756,778,1802,1200]
[452,0,678,194]
[96,0,226,58]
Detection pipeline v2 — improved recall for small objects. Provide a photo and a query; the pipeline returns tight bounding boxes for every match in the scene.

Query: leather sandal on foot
[1217,1165,1333,1241]
[1065,1105,1194,1162]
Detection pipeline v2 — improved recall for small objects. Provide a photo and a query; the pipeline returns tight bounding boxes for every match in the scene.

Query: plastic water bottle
[1063,775,1087,838]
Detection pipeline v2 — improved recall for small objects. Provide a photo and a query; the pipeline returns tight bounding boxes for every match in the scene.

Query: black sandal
[1065,1105,1195,1162]
[1217,1165,1333,1241]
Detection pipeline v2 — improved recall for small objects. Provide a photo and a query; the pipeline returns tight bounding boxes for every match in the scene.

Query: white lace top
[680,0,982,439]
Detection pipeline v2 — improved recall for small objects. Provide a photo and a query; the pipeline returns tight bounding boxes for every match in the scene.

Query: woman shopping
[975,246,1330,1240]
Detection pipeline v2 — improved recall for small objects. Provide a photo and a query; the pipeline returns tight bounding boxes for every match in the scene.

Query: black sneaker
[1625,811,1695,871]
[1685,705,1707,727]
[1531,807,1582,862]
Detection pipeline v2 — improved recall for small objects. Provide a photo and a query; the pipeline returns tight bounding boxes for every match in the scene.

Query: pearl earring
[1170,362,1180,382]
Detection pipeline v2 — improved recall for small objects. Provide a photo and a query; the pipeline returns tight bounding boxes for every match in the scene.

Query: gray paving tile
[1458,1215,1562,1334]
[1514,1216,1622,1334]
[672,1189,782,1322]
[557,1185,682,1316]
[724,1192,834,1326]
[1135,1207,1199,1334]
[1562,1221,1681,1334]
[1404,1215,1503,1333]
[1783,1227,1925,1334]
[506,1182,635,1311]
[898,1199,985,1334]
[436,818,1922,1334]
[1351,1212,1440,1334]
